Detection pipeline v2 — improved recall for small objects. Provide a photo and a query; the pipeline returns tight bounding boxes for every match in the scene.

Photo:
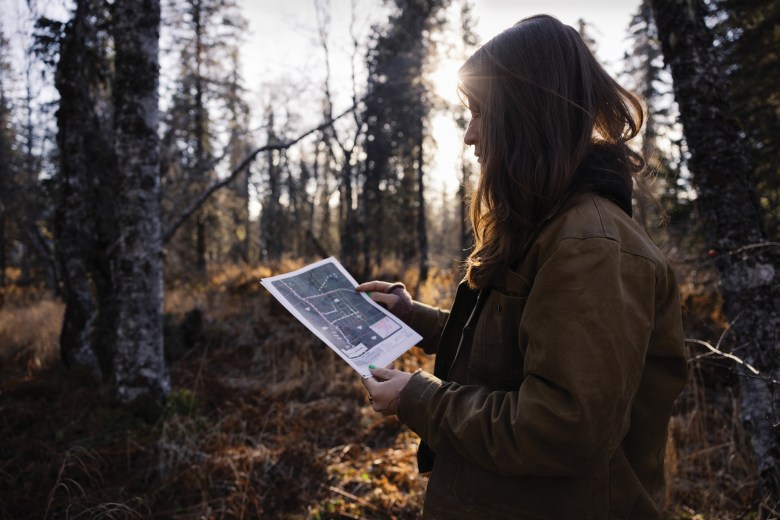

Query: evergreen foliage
[361,0,451,279]
[160,0,249,273]
[710,0,780,240]
[623,0,696,235]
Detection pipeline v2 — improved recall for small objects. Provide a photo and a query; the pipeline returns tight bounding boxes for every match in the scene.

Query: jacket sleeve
[398,237,657,476]
[406,301,449,354]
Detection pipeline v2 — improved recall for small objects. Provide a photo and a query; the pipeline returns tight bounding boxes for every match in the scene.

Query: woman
[358,14,687,520]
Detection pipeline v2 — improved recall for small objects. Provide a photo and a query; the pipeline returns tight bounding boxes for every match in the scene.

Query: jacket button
[496,303,501,312]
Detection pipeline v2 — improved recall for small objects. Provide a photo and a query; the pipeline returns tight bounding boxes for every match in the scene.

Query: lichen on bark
[112,0,170,403]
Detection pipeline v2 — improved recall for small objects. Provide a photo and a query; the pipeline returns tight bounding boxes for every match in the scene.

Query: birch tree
[112,0,170,402]
[649,0,780,496]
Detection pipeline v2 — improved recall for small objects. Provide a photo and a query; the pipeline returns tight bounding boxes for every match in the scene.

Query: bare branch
[162,102,360,244]
[671,241,780,264]
[730,241,780,256]
[687,338,779,384]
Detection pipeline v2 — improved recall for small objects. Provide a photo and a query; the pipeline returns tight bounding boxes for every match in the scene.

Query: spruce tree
[362,0,451,278]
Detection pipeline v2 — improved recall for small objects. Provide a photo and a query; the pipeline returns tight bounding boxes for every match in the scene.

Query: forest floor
[0,261,776,519]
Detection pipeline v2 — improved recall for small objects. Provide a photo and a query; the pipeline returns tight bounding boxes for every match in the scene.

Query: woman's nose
[464,119,478,146]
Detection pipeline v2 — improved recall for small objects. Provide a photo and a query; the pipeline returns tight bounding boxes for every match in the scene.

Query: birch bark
[112,0,170,403]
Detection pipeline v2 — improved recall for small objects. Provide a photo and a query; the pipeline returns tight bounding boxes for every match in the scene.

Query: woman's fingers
[355,280,393,293]
[362,367,395,391]
[369,367,395,380]
[368,291,399,309]
[362,367,414,416]
[356,282,407,315]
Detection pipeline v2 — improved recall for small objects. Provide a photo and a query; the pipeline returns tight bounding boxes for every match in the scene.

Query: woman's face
[464,108,481,161]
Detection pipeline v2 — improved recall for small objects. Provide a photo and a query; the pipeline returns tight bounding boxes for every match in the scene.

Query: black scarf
[572,148,634,217]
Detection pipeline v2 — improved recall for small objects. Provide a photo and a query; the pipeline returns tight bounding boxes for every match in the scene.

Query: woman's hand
[361,365,416,416]
[355,281,413,318]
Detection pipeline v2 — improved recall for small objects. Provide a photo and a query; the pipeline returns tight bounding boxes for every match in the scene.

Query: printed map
[261,258,422,376]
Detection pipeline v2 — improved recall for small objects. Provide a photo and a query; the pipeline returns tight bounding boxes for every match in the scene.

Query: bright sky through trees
[0,0,640,195]
[236,0,640,195]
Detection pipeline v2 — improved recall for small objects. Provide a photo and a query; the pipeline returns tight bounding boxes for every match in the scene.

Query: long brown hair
[458,15,645,289]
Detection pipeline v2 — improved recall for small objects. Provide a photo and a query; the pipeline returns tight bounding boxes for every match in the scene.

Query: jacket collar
[572,149,634,217]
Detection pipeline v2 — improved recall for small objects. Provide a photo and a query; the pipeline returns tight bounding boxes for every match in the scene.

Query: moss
[163,387,199,417]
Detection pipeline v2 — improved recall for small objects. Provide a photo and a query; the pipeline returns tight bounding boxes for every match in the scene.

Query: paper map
[260,257,422,377]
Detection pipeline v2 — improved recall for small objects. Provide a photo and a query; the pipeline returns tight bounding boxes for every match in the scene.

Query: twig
[759,500,780,517]
[714,313,737,351]
[327,485,379,511]
[239,458,254,520]
[682,441,733,459]
[686,338,779,384]
[730,242,780,256]
[671,241,780,264]
[162,102,360,244]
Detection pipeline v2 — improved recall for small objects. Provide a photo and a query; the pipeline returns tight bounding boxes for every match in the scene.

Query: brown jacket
[400,193,688,519]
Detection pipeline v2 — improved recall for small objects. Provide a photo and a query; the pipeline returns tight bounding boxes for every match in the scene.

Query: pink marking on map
[369,316,401,339]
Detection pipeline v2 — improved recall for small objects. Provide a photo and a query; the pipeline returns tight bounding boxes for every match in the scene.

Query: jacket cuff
[399,370,442,441]
[407,301,448,354]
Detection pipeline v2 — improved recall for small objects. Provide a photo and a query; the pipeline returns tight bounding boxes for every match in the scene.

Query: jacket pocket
[468,282,529,388]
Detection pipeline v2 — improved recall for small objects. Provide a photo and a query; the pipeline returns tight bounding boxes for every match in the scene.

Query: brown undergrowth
[664,260,778,519]
[0,260,775,518]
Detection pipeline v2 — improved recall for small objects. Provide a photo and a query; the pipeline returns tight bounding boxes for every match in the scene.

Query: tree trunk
[196,213,206,272]
[0,212,5,287]
[23,64,37,283]
[261,115,282,262]
[416,125,429,285]
[19,239,30,284]
[265,154,279,261]
[243,166,251,262]
[361,154,385,276]
[0,33,10,290]
[315,143,333,259]
[54,0,108,380]
[340,150,358,272]
[26,223,60,295]
[650,0,780,496]
[112,0,170,403]
[193,0,208,273]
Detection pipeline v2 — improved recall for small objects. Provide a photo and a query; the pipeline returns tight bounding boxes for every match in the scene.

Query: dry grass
[0,261,776,519]
[662,260,778,519]
[664,352,763,518]
[0,288,63,378]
